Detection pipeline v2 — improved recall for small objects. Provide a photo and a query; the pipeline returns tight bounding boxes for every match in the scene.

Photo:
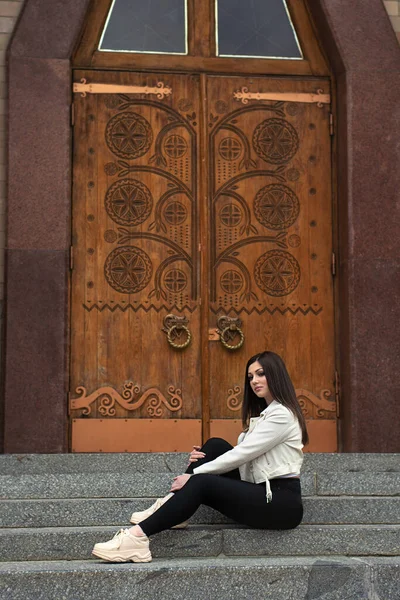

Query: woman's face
[247,360,270,401]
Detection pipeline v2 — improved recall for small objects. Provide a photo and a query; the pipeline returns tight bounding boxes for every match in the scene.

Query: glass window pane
[99,0,187,55]
[216,0,302,60]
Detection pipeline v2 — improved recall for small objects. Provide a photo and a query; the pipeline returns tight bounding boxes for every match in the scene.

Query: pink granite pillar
[4,0,90,452]
[308,0,400,451]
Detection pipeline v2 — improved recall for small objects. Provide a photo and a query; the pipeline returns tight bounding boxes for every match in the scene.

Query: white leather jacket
[193,400,304,502]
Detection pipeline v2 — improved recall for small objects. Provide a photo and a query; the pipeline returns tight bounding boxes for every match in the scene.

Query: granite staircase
[0,453,399,599]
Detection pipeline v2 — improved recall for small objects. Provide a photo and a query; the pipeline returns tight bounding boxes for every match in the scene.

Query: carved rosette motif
[163,134,188,158]
[105,179,153,226]
[254,184,300,230]
[104,246,153,294]
[105,112,153,159]
[288,234,301,248]
[286,167,300,181]
[178,98,193,112]
[163,200,188,225]
[70,383,183,417]
[104,229,118,243]
[285,102,303,116]
[219,137,243,161]
[253,118,299,164]
[104,162,119,176]
[220,270,244,294]
[163,269,187,293]
[219,204,243,227]
[254,250,300,297]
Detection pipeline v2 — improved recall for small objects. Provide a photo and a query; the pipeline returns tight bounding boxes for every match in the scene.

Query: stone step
[1,496,399,528]
[0,524,399,562]
[0,452,398,475]
[2,470,399,499]
[0,472,313,499]
[0,557,398,600]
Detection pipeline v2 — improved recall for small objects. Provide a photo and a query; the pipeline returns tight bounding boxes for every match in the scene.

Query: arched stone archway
[3,0,400,452]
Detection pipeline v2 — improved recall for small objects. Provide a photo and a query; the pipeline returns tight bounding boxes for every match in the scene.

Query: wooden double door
[70,70,337,452]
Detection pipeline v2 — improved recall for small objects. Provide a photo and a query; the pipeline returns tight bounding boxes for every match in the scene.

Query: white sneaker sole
[92,548,152,563]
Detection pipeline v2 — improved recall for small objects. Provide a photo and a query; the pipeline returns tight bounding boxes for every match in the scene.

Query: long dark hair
[242,351,309,445]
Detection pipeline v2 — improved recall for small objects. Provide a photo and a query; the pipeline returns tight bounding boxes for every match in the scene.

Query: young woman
[92,350,308,563]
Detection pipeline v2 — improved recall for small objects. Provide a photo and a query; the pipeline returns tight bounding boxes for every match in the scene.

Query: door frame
[4,0,400,452]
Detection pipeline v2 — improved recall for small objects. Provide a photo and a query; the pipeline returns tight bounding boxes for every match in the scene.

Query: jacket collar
[260,399,280,416]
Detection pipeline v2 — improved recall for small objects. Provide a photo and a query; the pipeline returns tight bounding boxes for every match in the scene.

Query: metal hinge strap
[73,79,172,99]
[233,87,330,106]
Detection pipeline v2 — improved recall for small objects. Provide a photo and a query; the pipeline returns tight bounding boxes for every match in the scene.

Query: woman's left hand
[170,474,191,492]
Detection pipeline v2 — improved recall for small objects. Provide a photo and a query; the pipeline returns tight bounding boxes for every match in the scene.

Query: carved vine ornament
[70,383,182,417]
[227,387,336,419]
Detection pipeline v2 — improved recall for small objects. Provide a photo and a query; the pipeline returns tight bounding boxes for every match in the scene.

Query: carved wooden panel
[70,71,201,443]
[207,75,337,446]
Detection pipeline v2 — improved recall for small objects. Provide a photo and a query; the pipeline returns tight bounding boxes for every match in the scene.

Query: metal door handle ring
[220,326,245,351]
[167,324,192,350]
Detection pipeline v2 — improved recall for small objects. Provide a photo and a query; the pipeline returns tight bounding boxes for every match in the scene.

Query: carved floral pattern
[254,250,300,297]
[104,246,153,294]
[254,184,300,230]
[253,118,299,164]
[105,179,153,226]
[105,112,153,159]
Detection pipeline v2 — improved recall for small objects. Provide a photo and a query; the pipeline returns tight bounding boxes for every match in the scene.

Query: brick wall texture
[0,0,399,302]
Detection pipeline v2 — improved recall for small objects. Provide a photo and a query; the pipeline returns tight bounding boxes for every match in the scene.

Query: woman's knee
[182,473,210,495]
[201,437,232,454]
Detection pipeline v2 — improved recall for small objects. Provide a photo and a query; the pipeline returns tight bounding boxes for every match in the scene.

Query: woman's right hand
[188,445,205,465]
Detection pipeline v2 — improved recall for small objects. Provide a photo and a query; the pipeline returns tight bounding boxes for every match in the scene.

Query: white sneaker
[130,493,188,529]
[92,529,152,563]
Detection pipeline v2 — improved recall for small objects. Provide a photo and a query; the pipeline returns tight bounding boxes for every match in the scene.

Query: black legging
[139,438,303,536]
